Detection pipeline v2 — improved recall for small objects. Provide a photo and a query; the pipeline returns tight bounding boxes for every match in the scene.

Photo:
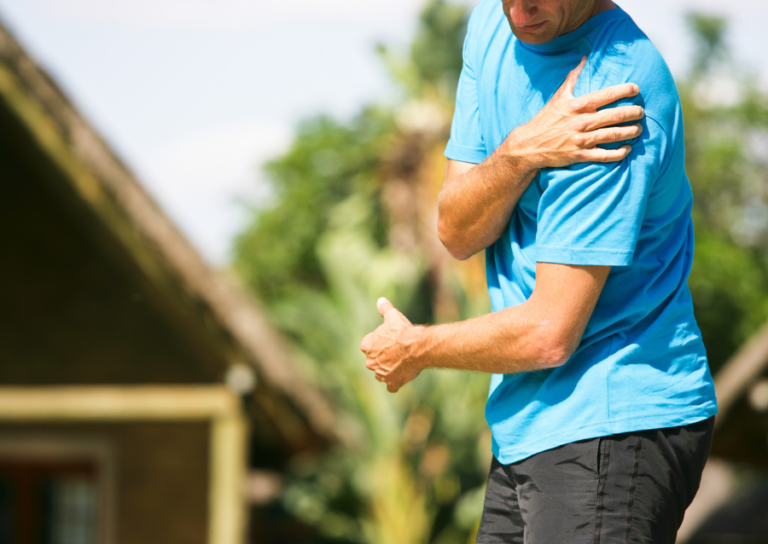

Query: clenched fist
[360,298,423,393]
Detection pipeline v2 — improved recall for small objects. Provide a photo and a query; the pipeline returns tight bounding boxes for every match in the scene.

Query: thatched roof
[705,318,768,466]
[0,20,346,448]
[676,322,768,541]
[713,319,768,424]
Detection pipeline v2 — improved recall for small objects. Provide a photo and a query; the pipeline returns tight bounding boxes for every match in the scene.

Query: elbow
[437,217,473,261]
[534,334,577,370]
[539,347,572,369]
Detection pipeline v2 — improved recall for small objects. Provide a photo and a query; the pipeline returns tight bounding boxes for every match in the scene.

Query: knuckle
[613,109,623,123]
[612,129,622,141]
[572,119,589,132]
[569,100,584,113]
[573,134,588,147]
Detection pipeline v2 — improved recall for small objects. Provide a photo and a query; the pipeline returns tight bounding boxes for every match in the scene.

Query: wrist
[403,325,430,371]
[500,129,540,173]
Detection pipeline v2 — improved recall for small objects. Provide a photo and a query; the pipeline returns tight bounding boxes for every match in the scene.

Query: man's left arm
[362,106,668,391]
[361,262,610,392]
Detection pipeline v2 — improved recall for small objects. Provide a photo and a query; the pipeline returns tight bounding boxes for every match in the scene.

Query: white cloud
[139,120,291,265]
[39,0,425,31]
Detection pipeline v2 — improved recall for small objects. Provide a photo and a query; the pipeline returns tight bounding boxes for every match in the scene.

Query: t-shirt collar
[518,7,629,54]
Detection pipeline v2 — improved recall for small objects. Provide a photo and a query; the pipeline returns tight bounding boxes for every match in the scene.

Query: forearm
[361,263,609,392]
[405,301,571,375]
[438,60,643,262]
[438,146,538,261]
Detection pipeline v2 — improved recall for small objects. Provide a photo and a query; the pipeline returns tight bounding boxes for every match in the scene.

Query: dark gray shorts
[477,417,714,544]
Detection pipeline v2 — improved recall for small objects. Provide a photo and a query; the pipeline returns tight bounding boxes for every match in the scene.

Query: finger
[583,124,643,147]
[376,297,395,318]
[387,382,400,393]
[559,56,587,99]
[365,358,377,370]
[377,297,413,325]
[375,374,385,382]
[360,333,373,353]
[575,83,640,112]
[578,145,633,163]
[580,106,644,131]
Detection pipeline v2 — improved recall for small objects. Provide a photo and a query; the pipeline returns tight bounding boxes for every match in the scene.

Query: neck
[590,0,617,18]
[563,0,617,35]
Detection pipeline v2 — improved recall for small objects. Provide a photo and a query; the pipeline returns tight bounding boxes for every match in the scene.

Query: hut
[0,20,341,544]
[677,322,768,543]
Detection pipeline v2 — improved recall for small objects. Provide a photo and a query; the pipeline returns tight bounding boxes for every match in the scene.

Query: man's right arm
[438,58,645,260]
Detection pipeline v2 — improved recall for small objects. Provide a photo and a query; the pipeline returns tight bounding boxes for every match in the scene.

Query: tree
[680,14,768,372]
[235,2,489,543]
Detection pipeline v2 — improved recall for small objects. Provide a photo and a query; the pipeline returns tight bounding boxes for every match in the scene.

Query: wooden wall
[0,421,211,544]
[0,89,226,386]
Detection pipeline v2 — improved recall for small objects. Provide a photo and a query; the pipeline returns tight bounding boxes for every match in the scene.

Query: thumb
[377,297,413,326]
[377,297,395,318]
[560,56,587,98]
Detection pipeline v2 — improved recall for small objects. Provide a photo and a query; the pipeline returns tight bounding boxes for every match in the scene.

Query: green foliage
[235,2,482,542]
[378,0,469,100]
[270,198,489,543]
[680,14,768,372]
[410,0,468,96]
[685,13,727,75]
[234,109,395,302]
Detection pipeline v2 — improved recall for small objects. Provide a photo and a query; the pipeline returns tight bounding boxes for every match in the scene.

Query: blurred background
[0,0,766,543]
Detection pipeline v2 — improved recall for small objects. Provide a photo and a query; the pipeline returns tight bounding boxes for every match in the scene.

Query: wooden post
[209,415,248,544]
[0,386,248,544]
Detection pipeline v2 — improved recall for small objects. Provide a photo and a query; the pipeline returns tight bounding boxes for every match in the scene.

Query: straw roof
[713,319,768,426]
[0,20,346,447]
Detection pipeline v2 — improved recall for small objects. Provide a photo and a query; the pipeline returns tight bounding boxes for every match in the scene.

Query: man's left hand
[360,298,422,393]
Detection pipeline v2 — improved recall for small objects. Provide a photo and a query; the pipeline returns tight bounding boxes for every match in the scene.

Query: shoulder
[467,0,507,38]
[469,0,504,22]
[462,0,510,68]
[587,13,681,135]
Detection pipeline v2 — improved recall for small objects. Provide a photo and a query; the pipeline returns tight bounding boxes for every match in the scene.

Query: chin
[509,22,559,45]
[511,29,558,45]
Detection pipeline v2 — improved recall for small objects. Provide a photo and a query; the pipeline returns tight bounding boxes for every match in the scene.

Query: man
[360,0,718,541]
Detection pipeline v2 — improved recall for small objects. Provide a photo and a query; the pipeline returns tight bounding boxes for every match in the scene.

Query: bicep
[439,159,477,211]
[444,17,487,164]
[444,159,475,184]
[529,262,610,351]
[536,117,667,266]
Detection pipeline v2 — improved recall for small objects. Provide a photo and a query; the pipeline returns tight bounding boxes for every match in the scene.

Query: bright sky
[0,0,766,265]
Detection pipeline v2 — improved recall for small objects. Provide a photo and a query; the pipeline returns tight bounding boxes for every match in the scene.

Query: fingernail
[632,84,639,93]
[377,297,388,305]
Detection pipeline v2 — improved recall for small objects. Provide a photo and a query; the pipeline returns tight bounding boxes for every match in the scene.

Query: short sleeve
[535,116,668,267]
[444,16,486,164]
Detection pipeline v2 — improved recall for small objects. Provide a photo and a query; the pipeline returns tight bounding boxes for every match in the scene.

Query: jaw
[504,0,605,45]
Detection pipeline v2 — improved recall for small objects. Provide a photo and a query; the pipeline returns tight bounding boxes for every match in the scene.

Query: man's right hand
[504,56,644,171]
[438,56,645,261]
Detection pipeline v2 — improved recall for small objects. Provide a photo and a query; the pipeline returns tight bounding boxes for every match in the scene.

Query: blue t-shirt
[445,2,718,464]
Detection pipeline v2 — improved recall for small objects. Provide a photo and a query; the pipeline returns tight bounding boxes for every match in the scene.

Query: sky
[0,0,766,265]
